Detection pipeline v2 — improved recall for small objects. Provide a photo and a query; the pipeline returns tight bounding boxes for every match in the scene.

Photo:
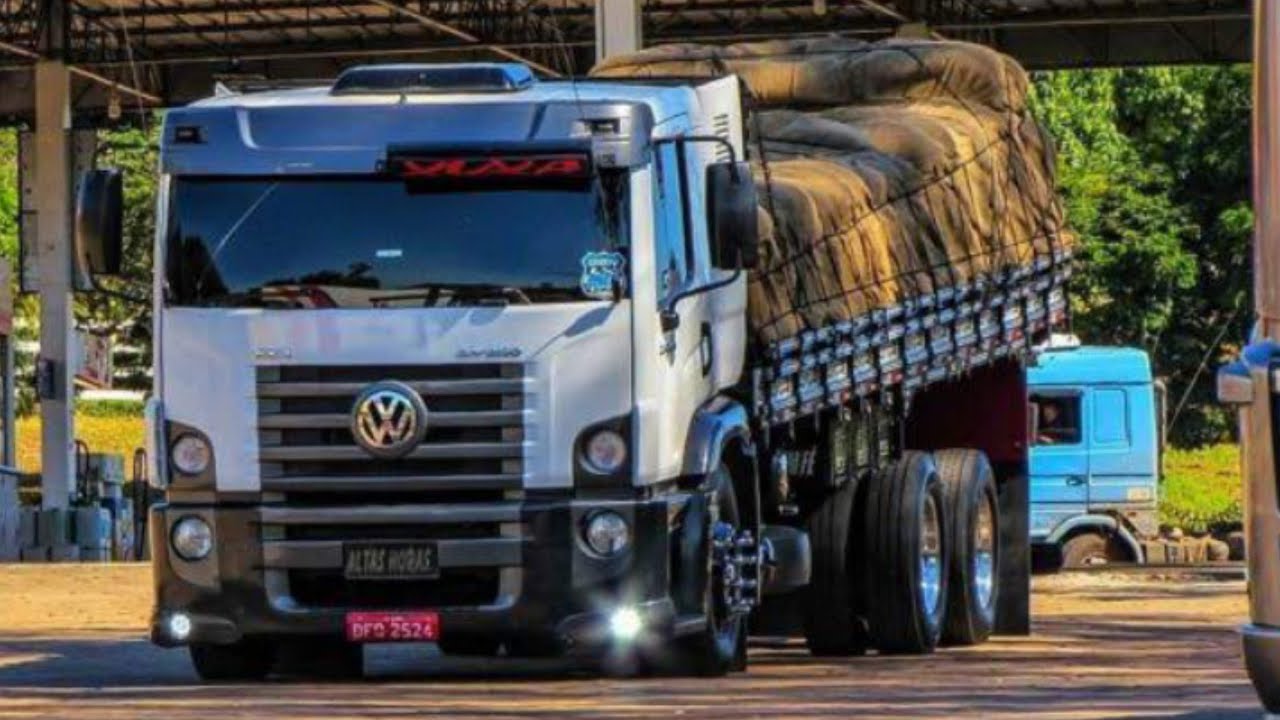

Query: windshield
[164,174,629,308]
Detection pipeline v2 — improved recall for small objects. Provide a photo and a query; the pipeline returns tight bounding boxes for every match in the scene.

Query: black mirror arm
[660,265,743,333]
[653,135,738,165]
[80,255,149,307]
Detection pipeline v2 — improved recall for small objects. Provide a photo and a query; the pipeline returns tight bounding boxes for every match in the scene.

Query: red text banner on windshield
[388,153,591,181]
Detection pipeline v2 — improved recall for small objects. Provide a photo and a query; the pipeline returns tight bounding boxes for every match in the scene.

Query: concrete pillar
[595,0,642,62]
[33,60,75,509]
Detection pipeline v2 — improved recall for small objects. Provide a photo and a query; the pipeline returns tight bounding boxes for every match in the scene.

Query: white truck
[74,59,1069,679]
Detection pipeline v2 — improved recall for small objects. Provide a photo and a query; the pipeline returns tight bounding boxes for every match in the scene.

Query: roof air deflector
[331,63,537,95]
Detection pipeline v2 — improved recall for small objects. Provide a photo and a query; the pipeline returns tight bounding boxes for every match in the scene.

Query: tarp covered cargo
[591,38,1073,346]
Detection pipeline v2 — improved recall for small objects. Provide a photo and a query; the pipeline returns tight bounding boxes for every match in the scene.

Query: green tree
[0,132,16,262]
[1031,67,1251,446]
[0,125,155,408]
[77,125,156,385]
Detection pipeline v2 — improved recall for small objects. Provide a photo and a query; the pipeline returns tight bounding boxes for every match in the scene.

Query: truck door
[650,140,716,480]
[1029,390,1089,508]
[1087,386,1158,507]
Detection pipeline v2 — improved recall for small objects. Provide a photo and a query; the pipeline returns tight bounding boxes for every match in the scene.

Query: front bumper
[150,493,681,655]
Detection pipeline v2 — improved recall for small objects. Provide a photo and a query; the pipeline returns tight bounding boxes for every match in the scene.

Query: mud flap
[995,469,1030,635]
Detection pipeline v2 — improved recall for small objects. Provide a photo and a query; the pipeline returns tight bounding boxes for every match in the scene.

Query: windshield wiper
[194,183,280,297]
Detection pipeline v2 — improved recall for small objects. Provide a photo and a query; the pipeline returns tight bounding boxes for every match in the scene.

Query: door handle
[1065,475,1086,487]
[699,322,714,377]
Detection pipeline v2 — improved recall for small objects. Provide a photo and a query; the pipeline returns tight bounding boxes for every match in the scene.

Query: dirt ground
[0,563,1261,719]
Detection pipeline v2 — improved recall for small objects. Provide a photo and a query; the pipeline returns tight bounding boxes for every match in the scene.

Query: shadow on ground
[0,614,1261,719]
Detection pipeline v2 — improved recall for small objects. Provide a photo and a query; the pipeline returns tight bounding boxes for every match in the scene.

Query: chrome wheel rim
[920,493,943,617]
[974,494,996,614]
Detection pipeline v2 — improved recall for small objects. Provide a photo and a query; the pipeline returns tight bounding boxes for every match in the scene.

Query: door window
[1093,388,1130,446]
[653,143,688,302]
[1032,393,1082,446]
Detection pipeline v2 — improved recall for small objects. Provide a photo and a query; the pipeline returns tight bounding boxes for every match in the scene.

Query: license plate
[343,541,438,580]
[345,611,439,643]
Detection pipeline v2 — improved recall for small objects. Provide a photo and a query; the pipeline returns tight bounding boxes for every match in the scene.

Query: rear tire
[935,449,999,647]
[189,639,277,682]
[802,478,868,656]
[861,451,948,655]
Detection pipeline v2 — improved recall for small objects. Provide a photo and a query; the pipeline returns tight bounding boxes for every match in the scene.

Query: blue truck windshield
[164,175,629,308]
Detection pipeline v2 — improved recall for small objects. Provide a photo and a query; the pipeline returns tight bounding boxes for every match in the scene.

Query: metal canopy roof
[0,0,1252,123]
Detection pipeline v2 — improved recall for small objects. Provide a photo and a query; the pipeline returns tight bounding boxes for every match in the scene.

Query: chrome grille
[256,363,526,491]
[255,364,528,610]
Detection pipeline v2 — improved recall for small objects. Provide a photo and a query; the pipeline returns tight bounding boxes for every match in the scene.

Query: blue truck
[1028,344,1164,568]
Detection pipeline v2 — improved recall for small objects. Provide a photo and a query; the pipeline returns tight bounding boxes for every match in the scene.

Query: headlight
[584,510,630,557]
[170,434,211,476]
[582,429,627,475]
[171,516,213,561]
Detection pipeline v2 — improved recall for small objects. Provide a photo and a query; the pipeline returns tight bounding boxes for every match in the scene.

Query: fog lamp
[584,511,630,557]
[171,516,213,561]
[609,607,643,642]
[167,612,193,641]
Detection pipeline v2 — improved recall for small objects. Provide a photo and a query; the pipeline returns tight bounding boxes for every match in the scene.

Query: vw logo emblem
[351,381,429,459]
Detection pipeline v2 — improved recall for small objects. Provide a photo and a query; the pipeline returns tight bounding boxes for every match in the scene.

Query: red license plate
[345,611,439,643]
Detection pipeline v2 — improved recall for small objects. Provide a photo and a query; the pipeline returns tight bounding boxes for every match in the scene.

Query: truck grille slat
[257,378,526,398]
[257,409,527,430]
[261,474,522,492]
[258,442,523,463]
[260,503,521,525]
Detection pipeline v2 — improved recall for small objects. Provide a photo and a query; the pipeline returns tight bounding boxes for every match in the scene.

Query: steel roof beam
[345,0,561,75]
[3,6,160,102]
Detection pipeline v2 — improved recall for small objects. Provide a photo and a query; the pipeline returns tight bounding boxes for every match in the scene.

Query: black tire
[861,451,948,655]
[189,639,277,682]
[670,464,747,677]
[802,478,868,656]
[1061,532,1128,568]
[934,449,999,647]
[437,636,502,657]
[504,637,560,658]
[275,637,364,679]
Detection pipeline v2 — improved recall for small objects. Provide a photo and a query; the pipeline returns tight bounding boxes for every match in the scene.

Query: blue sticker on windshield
[580,251,626,300]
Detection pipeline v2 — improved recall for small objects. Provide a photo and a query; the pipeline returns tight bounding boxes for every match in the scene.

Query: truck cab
[71,62,772,678]
[1027,345,1162,567]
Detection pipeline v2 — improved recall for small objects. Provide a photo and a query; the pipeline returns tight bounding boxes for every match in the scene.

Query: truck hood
[158,302,633,491]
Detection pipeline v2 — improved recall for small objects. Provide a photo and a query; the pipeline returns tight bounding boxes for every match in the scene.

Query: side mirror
[74,169,124,283]
[706,161,760,271]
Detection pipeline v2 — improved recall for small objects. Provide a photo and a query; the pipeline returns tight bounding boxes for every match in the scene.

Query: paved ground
[0,564,1262,719]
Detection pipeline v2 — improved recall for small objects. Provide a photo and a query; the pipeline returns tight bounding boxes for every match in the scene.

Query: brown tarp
[591,38,1073,345]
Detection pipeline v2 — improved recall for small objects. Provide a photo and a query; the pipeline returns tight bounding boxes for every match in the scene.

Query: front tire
[671,464,748,676]
[437,635,501,657]
[189,639,277,682]
[935,449,999,646]
[861,451,948,655]
[276,637,363,679]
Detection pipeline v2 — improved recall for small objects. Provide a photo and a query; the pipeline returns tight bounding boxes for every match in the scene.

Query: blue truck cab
[1027,344,1164,567]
